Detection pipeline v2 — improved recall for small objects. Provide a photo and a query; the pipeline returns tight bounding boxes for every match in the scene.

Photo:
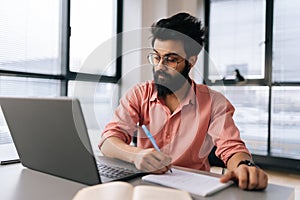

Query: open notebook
[142,168,233,197]
[72,181,192,200]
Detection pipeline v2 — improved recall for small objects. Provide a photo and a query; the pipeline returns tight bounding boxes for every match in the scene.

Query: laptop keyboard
[97,163,138,179]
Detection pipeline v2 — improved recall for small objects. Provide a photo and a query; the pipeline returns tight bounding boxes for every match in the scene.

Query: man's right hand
[100,137,172,174]
[134,148,172,174]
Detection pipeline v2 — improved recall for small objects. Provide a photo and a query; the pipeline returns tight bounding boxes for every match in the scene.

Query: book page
[72,182,133,200]
[132,185,192,200]
[142,168,233,197]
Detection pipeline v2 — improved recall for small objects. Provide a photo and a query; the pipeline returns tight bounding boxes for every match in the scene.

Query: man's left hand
[220,165,268,190]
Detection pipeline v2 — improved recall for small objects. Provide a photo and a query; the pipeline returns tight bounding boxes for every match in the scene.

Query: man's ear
[188,56,198,68]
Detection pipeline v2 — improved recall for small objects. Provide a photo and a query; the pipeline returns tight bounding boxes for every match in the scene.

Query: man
[99,12,268,190]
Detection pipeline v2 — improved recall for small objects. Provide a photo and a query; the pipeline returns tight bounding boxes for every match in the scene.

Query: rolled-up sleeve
[207,90,251,165]
[98,85,141,148]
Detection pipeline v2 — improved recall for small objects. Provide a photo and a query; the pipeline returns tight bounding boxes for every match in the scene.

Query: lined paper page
[142,168,233,197]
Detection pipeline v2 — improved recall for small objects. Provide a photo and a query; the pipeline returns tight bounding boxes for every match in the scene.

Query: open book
[72,181,192,200]
[142,168,233,197]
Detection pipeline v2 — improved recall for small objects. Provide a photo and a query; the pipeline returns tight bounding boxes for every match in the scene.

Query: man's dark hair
[151,12,206,57]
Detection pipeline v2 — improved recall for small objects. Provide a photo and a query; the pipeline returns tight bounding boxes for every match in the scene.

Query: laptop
[0,97,144,185]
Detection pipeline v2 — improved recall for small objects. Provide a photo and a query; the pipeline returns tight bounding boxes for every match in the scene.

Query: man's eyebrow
[153,49,181,57]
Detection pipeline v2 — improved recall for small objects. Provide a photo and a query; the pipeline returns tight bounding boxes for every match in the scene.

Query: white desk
[0,163,295,200]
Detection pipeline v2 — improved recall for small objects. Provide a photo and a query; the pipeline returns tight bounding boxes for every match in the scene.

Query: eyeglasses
[147,53,185,69]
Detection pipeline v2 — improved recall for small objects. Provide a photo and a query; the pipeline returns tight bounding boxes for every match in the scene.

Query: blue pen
[141,124,161,151]
[139,123,172,173]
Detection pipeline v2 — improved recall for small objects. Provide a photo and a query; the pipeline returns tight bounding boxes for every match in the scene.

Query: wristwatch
[237,160,257,168]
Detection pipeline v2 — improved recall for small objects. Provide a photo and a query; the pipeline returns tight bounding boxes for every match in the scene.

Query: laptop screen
[0,97,101,185]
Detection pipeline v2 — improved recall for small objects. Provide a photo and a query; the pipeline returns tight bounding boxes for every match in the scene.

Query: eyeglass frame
[147,52,186,69]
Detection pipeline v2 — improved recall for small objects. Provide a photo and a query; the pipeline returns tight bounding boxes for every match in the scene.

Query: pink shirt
[99,80,250,171]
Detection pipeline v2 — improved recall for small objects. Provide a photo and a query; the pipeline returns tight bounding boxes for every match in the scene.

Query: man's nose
[155,58,167,70]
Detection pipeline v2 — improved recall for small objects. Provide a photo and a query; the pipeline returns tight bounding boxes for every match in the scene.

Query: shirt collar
[150,82,158,102]
[181,80,196,106]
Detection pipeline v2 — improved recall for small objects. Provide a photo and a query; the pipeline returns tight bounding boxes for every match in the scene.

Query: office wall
[121,0,204,96]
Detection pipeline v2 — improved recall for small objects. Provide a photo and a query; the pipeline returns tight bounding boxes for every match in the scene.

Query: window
[212,86,269,155]
[273,0,300,82]
[206,0,300,171]
[271,87,300,159]
[208,0,268,155]
[0,0,61,75]
[208,0,266,81]
[69,0,117,76]
[0,0,121,150]
[0,76,60,97]
[270,0,300,160]
[67,1,121,152]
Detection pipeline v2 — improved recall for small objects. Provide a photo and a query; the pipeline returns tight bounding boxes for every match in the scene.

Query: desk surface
[0,163,295,200]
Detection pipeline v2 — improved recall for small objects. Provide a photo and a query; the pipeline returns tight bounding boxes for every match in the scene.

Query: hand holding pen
[137,123,173,173]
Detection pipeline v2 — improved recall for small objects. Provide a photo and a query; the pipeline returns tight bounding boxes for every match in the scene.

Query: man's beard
[153,61,191,98]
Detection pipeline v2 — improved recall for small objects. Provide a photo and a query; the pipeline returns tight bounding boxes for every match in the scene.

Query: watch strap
[237,160,257,168]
